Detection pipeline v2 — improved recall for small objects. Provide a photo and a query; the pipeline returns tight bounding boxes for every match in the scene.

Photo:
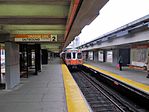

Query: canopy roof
[0,0,108,52]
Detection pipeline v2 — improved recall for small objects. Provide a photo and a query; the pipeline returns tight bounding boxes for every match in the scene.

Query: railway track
[69,67,148,112]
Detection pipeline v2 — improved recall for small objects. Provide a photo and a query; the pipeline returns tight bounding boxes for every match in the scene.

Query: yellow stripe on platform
[61,64,90,112]
[84,64,149,94]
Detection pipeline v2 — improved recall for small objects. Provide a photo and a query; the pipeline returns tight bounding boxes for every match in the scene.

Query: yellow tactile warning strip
[84,63,149,94]
[61,64,90,112]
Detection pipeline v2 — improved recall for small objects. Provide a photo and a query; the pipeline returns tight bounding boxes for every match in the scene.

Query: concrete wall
[5,42,20,89]
[113,49,119,66]
[113,48,130,66]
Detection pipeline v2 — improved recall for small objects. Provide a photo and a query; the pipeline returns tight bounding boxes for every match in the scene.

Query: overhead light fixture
[116,30,128,37]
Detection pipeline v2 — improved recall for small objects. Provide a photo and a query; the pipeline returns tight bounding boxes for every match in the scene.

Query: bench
[128,64,146,71]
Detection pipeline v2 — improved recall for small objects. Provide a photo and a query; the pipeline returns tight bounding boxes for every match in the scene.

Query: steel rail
[80,71,127,112]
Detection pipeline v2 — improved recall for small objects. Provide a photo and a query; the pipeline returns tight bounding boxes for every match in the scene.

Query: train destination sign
[15,34,57,42]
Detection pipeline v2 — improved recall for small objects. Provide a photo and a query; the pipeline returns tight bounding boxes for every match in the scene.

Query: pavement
[0,58,67,112]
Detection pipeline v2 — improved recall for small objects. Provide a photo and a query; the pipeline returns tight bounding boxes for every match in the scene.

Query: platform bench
[128,64,146,71]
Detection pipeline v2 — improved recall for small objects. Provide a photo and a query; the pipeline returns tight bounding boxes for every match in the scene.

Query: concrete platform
[0,58,67,112]
[85,61,149,85]
[84,61,149,94]
[61,64,91,112]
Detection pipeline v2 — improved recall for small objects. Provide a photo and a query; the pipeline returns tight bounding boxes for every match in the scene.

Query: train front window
[66,53,71,59]
[77,53,82,59]
[73,52,76,59]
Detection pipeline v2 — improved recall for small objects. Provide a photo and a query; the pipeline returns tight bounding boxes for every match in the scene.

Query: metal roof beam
[0,0,70,5]
[0,17,67,25]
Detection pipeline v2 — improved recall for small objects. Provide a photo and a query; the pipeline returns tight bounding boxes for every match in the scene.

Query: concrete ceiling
[0,0,109,53]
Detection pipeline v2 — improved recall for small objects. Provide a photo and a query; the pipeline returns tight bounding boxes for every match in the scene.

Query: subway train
[60,49,83,68]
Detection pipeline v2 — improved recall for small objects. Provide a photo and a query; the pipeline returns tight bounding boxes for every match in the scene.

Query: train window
[77,53,82,59]
[73,52,76,59]
[66,53,71,59]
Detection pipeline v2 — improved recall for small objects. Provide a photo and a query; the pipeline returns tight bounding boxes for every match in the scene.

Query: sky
[77,0,149,45]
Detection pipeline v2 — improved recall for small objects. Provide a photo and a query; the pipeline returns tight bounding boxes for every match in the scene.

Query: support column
[42,49,48,64]
[35,44,41,75]
[20,44,28,78]
[27,46,32,67]
[86,51,88,61]
[5,42,20,89]
[94,50,98,62]
[103,50,106,62]
[113,49,119,65]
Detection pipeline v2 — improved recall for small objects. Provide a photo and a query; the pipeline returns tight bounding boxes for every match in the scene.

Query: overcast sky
[78,0,149,45]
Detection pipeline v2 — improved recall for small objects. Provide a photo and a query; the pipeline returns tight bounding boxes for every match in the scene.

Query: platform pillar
[42,49,48,64]
[113,49,119,65]
[35,44,41,75]
[103,50,106,62]
[5,42,20,89]
[94,50,98,62]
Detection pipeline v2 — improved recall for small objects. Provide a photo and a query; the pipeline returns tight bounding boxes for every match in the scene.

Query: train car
[61,49,83,68]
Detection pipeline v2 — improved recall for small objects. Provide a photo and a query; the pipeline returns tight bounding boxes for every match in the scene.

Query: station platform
[84,61,149,94]
[0,58,90,112]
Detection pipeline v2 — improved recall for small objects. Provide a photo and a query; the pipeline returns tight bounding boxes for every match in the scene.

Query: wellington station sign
[15,34,57,42]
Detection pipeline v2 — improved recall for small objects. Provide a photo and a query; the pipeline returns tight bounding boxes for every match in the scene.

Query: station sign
[15,34,57,42]
[50,34,57,42]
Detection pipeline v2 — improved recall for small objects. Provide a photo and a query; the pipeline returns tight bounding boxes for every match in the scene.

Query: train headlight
[78,60,82,64]
[66,60,71,64]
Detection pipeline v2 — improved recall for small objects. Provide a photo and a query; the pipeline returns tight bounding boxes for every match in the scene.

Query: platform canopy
[0,0,108,53]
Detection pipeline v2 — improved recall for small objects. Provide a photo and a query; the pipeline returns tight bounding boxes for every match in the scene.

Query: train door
[72,51,76,65]
[72,52,76,60]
